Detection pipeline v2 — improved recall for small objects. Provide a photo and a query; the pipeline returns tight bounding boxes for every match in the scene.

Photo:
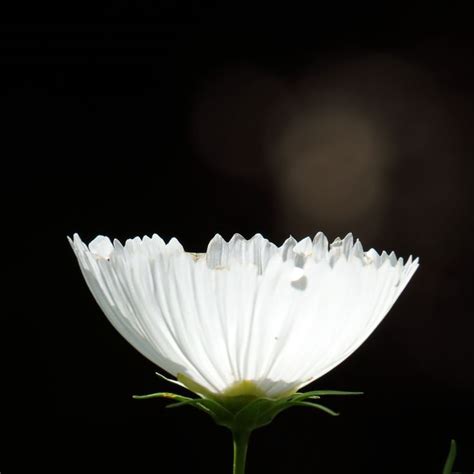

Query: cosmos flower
[69,232,418,400]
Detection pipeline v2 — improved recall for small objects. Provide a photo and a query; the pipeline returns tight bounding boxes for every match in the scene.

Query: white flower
[69,232,418,400]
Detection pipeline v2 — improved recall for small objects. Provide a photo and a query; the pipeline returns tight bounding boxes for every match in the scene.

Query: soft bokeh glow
[267,104,391,236]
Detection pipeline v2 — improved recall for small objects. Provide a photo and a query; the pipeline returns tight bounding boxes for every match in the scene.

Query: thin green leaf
[135,392,234,424]
[166,399,208,409]
[132,392,192,401]
[289,393,321,402]
[293,401,340,416]
[442,439,457,474]
[168,400,213,416]
[291,390,363,398]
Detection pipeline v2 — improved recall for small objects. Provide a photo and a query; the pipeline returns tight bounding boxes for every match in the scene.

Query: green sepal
[133,388,363,433]
[133,391,235,425]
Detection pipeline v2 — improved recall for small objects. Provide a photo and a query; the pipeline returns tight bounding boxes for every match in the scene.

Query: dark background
[5,3,474,473]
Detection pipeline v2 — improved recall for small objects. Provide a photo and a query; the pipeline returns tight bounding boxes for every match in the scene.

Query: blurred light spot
[265,54,451,240]
[268,102,391,237]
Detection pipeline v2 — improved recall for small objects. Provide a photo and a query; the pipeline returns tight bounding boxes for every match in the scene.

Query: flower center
[221,380,267,398]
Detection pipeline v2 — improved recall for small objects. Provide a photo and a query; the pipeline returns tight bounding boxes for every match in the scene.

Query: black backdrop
[5,4,474,473]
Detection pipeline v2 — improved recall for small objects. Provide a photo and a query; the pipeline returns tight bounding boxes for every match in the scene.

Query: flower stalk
[233,430,250,474]
[133,383,363,473]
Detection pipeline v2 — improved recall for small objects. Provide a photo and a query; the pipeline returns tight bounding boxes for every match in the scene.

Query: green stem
[232,430,250,474]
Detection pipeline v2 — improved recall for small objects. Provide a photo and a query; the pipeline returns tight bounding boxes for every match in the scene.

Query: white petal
[70,231,419,398]
[293,236,313,255]
[206,234,227,268]
[280,236,297,261]
[166,237,185,254]
[206,233,278,273]
[350,239,364,260]
[72,234,213,386]
[342,233,354,258]
[289,266,305,282]
[237,255,299,389]
[293,256,418,389]
[329,236,344,267]
[70,237,178,374]
[312,232,329,261]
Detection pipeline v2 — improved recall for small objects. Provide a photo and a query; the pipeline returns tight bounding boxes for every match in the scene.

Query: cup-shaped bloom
[69,232,418,400]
